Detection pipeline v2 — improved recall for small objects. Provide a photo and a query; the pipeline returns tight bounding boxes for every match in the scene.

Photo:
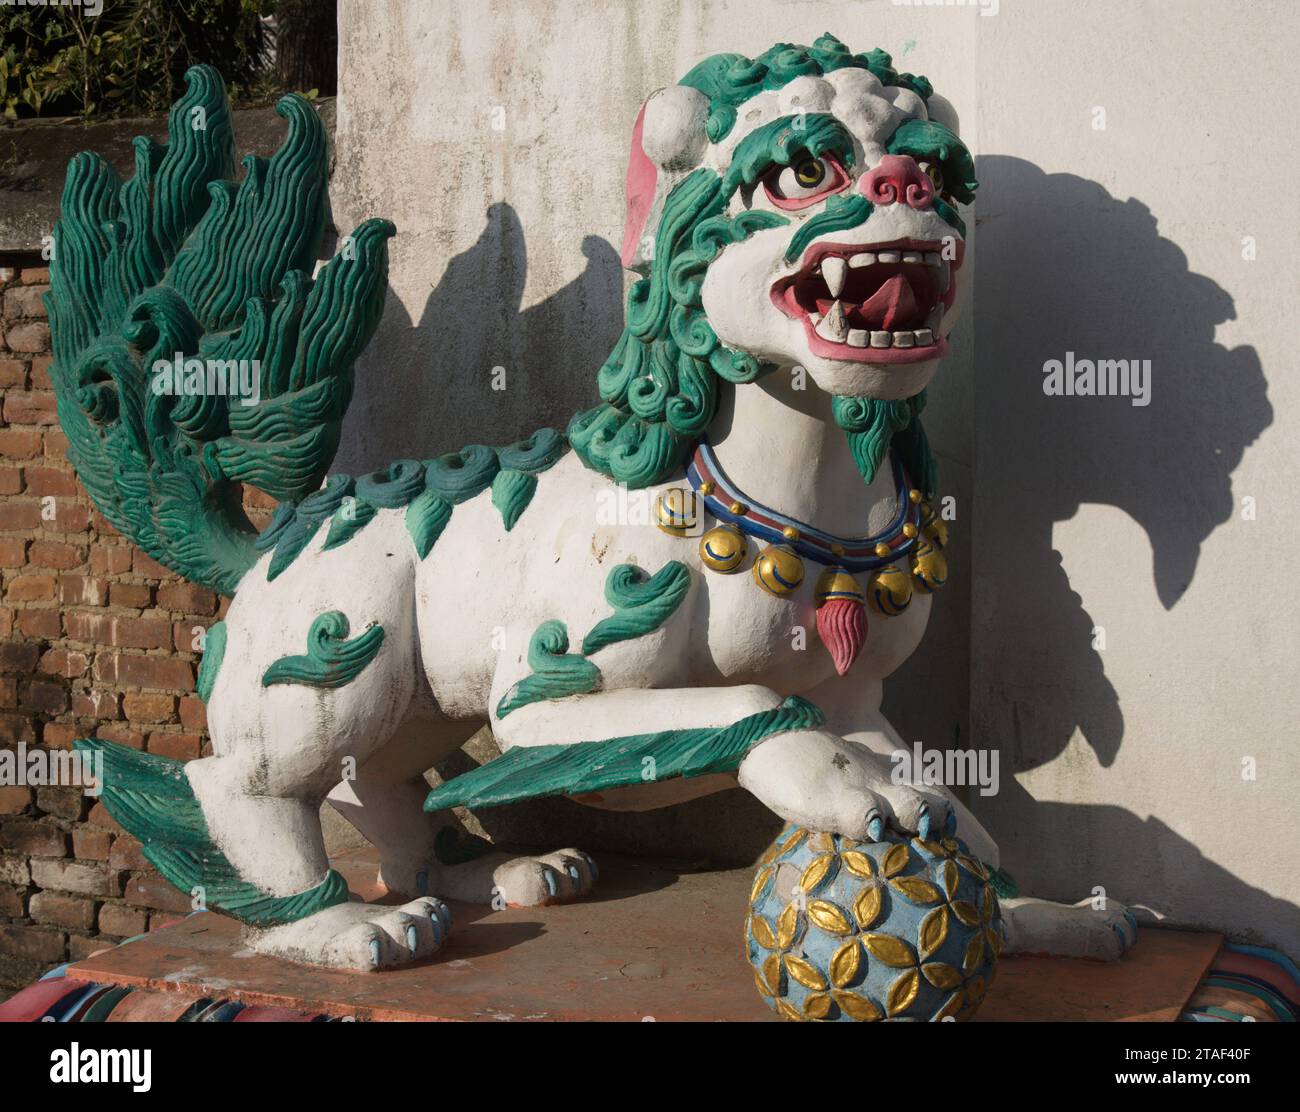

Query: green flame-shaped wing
[47,66,394,595]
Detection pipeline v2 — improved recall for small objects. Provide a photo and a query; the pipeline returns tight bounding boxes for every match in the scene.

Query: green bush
[1,0,276,120]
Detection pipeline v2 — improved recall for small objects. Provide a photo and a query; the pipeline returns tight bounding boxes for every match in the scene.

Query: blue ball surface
[746,824,1003,1021]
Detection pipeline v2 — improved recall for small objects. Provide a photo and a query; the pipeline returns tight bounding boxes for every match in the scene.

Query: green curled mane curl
[569,114,859,489]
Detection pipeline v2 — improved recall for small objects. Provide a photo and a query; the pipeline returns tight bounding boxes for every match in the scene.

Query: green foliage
[1,0,274,120]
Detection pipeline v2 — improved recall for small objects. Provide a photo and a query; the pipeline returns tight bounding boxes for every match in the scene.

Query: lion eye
[918,159,945,193]
[793,157,825,188]
[762,154,847,210]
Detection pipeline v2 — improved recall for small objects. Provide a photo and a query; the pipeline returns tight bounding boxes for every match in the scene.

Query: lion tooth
[925,252,941,266]
[849,252,876,268]
[817,301,847,341]
[877,250,901,264]
[847,329,868,347]
[809,311,822,326]
[914,328,934,346]
[869,330,892,348]
[892,331,915,348]
[822,257,847,298]
[902,252,923,264]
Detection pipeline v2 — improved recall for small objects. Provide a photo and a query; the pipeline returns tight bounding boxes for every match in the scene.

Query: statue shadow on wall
[969,156,1294,947]
[334,201,625,473]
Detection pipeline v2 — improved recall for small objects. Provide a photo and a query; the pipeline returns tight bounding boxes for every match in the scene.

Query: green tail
[425,695,824,812]
[48,66,394,596]
[75,737,348,925]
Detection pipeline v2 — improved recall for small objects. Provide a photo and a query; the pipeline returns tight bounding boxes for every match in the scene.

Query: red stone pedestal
[65,849,1221,1022]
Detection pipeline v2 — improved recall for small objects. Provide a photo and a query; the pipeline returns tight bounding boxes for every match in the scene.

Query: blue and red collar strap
[687,441,922,573]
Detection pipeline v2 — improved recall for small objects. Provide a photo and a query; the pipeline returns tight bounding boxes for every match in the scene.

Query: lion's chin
[801,352,943,400]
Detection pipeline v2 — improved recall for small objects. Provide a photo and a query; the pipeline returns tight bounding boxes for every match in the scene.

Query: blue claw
[543,869,558,897]
[406,924,419,952]
[866,813,885,842]
[415,869,428,895]
[943,809,957,837]
[1123,909,1138,942]
[918,806,933,841]
[587,856,599,882]
[567,864,580,883]
[368,937,381,968]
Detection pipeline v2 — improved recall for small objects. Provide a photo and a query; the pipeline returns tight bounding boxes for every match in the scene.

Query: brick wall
[0,261,274,1000]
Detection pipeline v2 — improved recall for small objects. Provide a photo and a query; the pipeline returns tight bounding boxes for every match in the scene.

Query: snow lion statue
[51,37,1135,978]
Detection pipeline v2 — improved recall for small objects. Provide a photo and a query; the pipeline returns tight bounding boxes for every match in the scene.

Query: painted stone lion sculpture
[50,37,1135,984]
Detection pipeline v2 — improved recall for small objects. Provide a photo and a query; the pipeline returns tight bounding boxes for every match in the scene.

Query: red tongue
[858,273,919,330]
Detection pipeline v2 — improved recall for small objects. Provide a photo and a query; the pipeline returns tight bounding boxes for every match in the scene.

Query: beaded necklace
[654,441,950,675]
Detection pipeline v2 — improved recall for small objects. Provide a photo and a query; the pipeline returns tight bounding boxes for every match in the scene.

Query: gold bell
[921,504,949,549]
[911,538,948,594]
[814,566,865,606]
[866,564,913,615]
[655,488,699,536]
[699,524,747,573]
[752,543,805,596]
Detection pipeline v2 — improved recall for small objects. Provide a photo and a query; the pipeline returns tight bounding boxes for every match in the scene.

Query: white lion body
[180,46,1136,971]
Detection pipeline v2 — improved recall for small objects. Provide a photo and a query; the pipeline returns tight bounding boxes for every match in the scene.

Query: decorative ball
[746,825,1003,1022]
[699,524,747,572]
[813,566,864,606]
[752,543,805,596]
[921,506,949,549]
[866,564,913,615]
[655,488,699,536]
[911,539,948,594]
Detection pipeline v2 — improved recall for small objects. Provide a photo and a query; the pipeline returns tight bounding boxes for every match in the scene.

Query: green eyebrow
[723,113,857,197]
[886,118,978,204]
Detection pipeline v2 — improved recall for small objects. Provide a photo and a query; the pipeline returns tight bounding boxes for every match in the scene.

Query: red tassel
[816,597,867,676]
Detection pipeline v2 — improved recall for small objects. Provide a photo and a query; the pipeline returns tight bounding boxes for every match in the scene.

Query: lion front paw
[737,727,957,843]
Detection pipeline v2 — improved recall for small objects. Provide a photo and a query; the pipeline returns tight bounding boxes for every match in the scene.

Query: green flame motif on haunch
[46,66,394,596]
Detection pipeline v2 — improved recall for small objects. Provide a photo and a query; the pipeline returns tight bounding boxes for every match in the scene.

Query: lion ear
[620,85,710,270]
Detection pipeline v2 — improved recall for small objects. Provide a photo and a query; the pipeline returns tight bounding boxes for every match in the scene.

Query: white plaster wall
[970,0,1297,955]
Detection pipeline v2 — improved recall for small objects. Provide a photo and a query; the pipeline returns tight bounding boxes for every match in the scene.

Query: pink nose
[860,155,935,210]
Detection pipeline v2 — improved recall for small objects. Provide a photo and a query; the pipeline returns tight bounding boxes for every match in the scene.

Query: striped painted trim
[688,442,922,572]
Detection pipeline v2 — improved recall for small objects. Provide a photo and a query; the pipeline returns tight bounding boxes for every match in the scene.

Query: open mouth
[771,237,963,364]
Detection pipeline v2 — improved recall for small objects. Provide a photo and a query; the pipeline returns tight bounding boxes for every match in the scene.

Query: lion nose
[860,155,935,210]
